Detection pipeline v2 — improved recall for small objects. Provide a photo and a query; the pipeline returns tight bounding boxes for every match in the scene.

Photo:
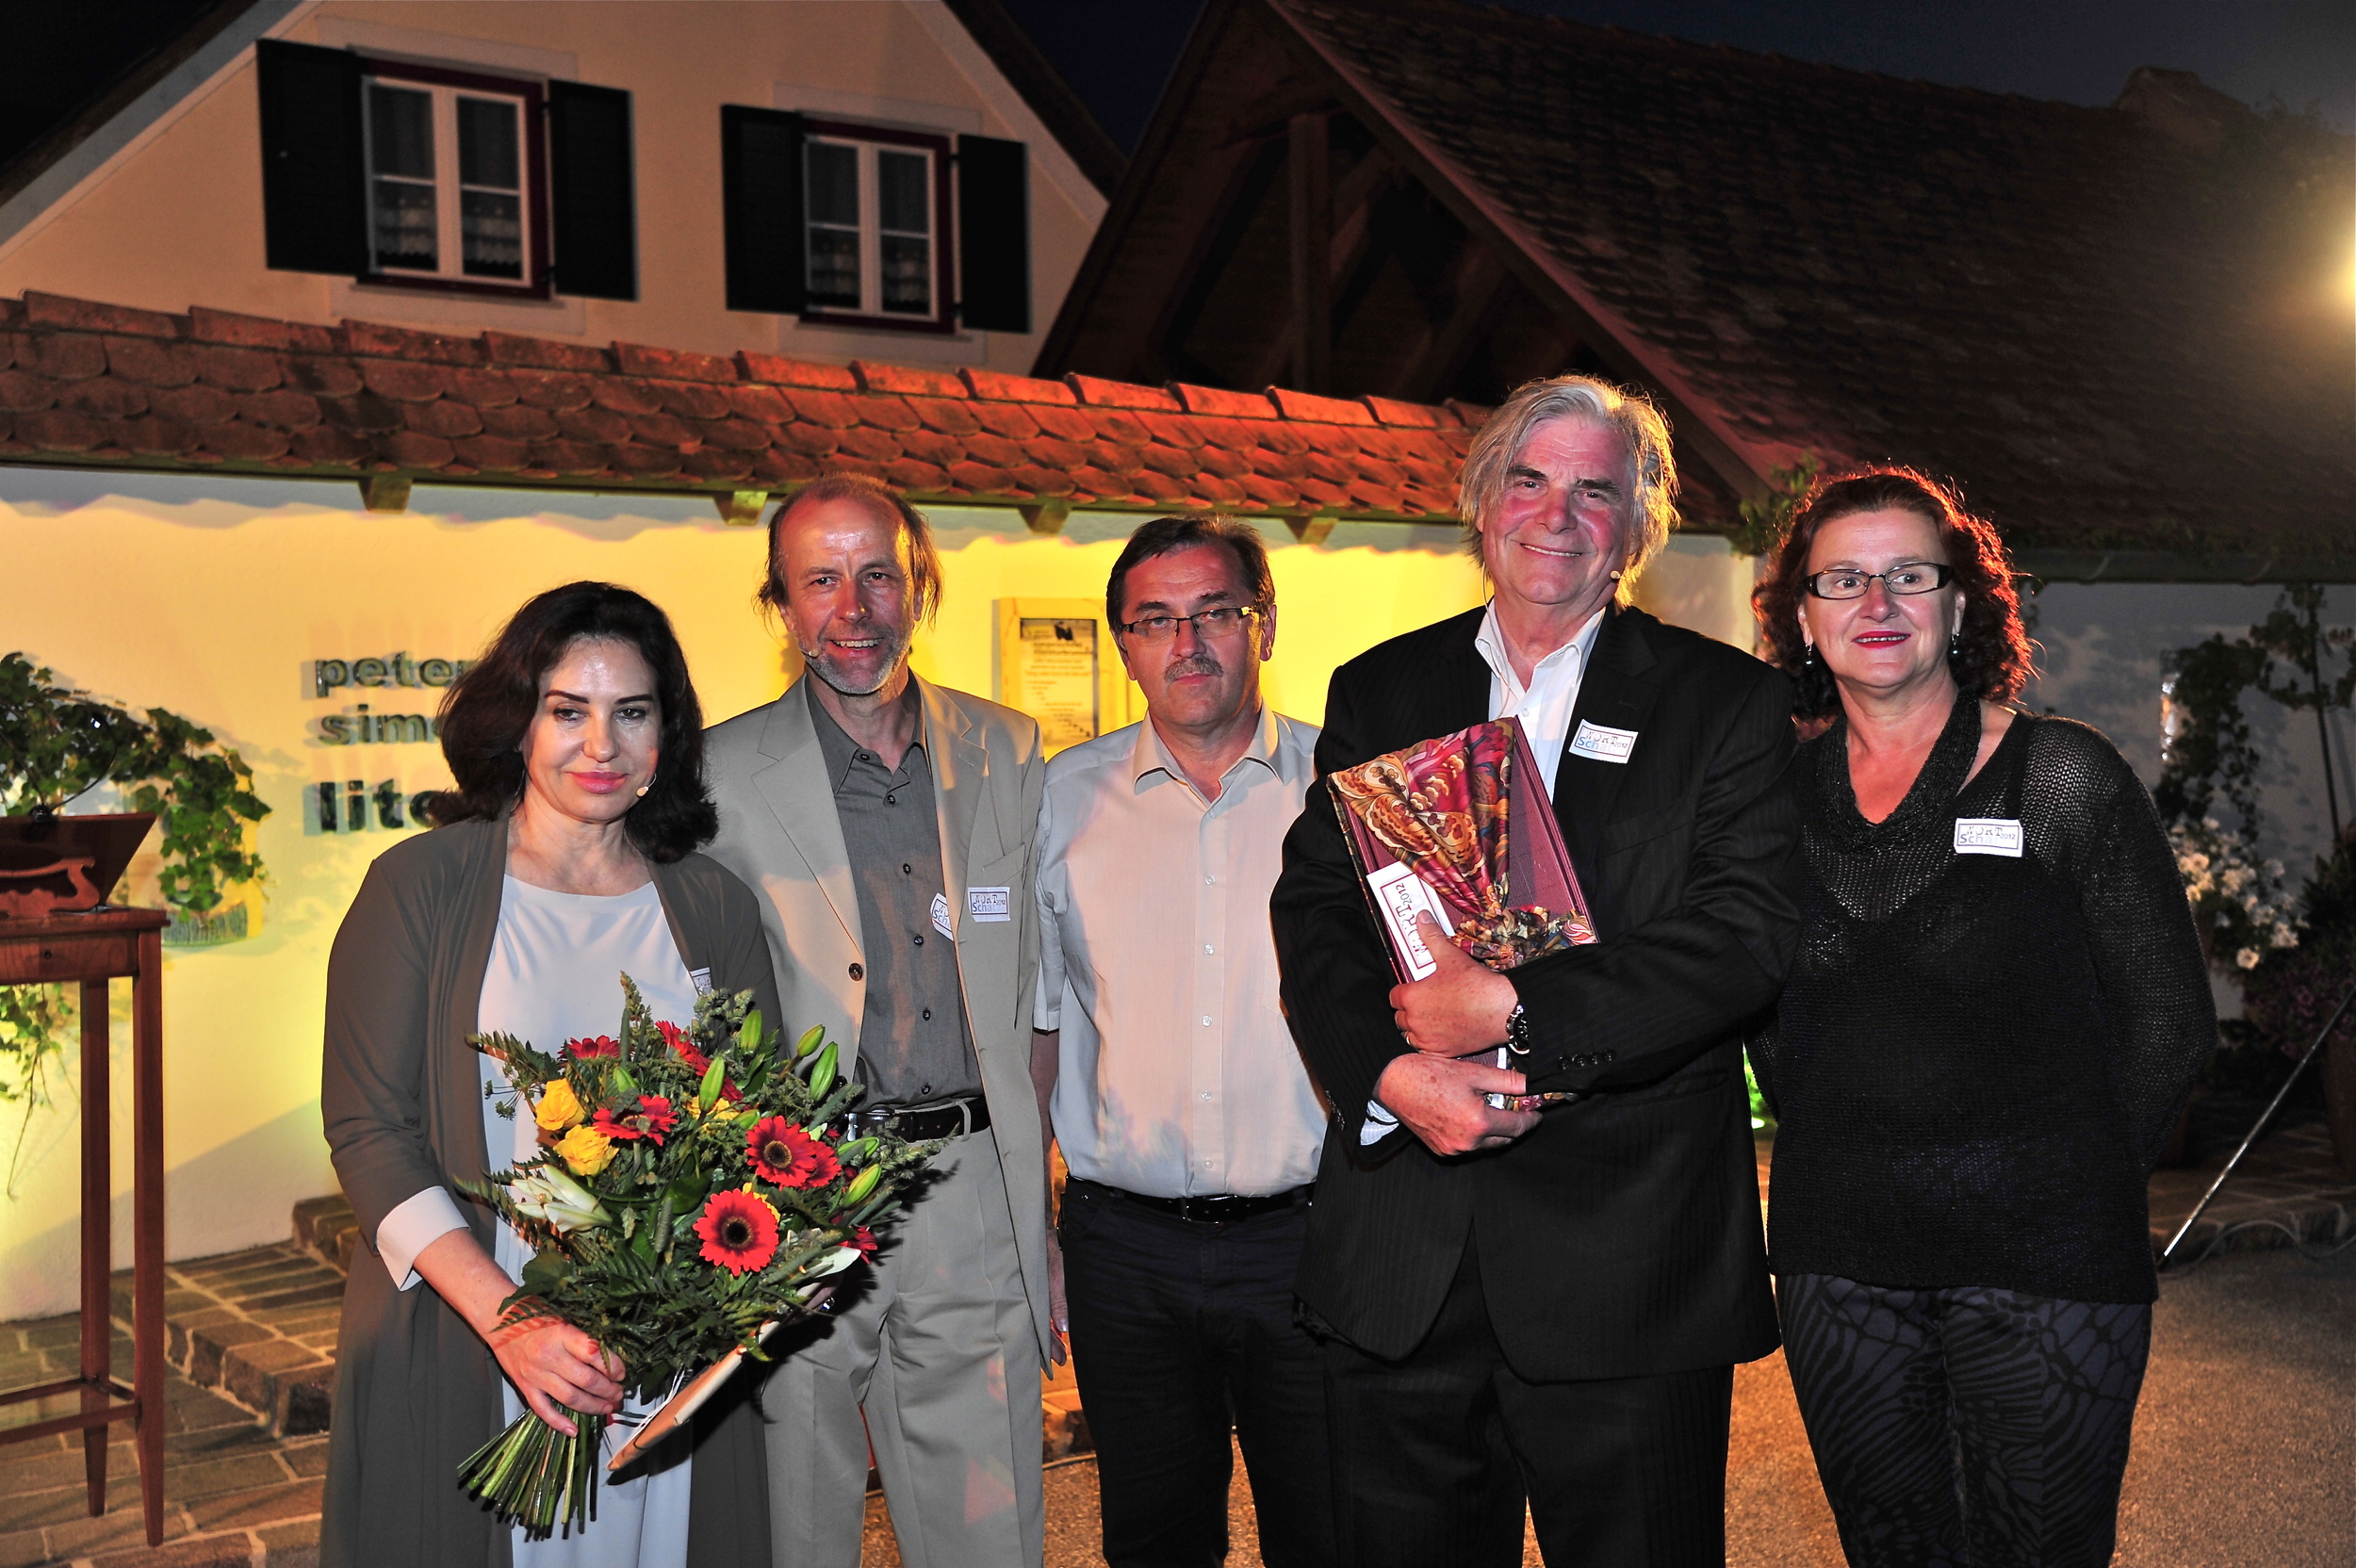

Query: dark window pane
[877,149,928,235]
[462,188,523,277]
[806,141,857,226]
[368,84,434,179]
[880,234,929,313]
[458,97,519,189]
[808,226,859,307]
[372,179,436,269]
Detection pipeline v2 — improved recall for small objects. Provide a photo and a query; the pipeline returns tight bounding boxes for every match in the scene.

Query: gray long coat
[318,815,782,1568]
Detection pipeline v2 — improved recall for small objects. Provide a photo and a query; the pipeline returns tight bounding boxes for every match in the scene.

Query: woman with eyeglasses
[1746,467,2212,1568]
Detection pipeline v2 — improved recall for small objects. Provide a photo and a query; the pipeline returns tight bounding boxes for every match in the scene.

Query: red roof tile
[0,290,1479,525]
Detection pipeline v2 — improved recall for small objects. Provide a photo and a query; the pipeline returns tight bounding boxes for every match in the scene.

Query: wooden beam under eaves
[358,476,410,513]
[1288,111,1333,396]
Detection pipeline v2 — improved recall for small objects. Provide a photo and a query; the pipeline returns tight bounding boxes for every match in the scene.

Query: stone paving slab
[2149,1118,2354,1264]
[0,1317,324,1568]
[106,1247,339,1442]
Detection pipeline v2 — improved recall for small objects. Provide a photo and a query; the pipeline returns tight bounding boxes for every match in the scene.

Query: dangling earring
[1802,642,1819,670]
[1948,630,1962,660]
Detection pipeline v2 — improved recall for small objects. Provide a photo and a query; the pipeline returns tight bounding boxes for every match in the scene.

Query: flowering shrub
[2168,815,2301,971]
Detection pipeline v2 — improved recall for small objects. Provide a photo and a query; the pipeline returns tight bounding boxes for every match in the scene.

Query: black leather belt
[843,1096,989,1141]
[1072,1177,1311,1224]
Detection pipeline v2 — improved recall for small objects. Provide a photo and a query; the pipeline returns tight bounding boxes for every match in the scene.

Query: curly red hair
[1751,466,2033,722]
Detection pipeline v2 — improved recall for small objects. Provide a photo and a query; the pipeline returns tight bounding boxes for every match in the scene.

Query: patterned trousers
[1777,1274,2150,1568]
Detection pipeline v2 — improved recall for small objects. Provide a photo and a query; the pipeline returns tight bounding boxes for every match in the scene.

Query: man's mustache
[1163,655,1223,681]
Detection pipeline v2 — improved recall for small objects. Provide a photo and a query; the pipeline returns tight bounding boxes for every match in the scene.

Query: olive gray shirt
[807,679,984,1106]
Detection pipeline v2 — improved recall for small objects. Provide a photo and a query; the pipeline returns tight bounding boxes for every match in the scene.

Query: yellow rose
[533,1080,585,1133]
[556,1123,615,1176]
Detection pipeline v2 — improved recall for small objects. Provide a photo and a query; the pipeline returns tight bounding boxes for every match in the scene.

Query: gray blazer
[318,815,782,1568]
[704,674,1054,1357]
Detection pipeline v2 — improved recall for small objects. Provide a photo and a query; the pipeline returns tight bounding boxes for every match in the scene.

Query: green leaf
[519,1250,573,1297]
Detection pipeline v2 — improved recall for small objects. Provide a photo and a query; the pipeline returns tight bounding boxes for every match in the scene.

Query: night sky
[1001,0,2355,152]
[0,3,2345,179]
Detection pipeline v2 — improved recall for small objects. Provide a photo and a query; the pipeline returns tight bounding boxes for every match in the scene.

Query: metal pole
[2161,972,2356,1266]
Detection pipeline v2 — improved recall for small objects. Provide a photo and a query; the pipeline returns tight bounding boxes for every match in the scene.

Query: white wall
[0,471,1501,1317]
[0,1,1104,375]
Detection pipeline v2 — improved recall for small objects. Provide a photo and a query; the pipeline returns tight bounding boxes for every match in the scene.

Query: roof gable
[1042,0,2354,566]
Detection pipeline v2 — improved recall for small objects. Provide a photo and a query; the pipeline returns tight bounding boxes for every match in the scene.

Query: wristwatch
[1503,1001,1531,1055]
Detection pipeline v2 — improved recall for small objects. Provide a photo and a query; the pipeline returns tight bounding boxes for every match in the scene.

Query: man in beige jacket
[704,473,1052,1568]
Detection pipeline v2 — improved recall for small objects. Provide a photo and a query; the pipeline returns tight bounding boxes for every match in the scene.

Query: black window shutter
[548,82,638,301]
[957,135,1030,334]
[255,40,366,275]
[722,106,805,314]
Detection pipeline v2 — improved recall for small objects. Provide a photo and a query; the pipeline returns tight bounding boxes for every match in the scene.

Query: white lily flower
[509,1165,614,1233]
[807,1244,863,1278]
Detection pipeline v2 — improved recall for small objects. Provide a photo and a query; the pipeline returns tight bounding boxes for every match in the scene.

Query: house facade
[0,0,1114,372]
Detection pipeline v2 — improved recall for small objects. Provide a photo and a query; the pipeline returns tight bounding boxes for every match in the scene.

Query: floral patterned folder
[1328,717,1596,983]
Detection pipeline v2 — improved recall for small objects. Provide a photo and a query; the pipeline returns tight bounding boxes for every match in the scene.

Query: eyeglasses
[1804,563,1953,600]
[1116,605,1264,643]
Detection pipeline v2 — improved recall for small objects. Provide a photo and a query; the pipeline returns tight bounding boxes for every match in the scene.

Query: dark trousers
[1058,1179,1334,1568]
[1778,1273,2151,1568]
[1316,1236,1734,1568]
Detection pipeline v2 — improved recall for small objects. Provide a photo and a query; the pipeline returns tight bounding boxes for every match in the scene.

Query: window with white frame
[801,122,952,328]
[361,67,542,290]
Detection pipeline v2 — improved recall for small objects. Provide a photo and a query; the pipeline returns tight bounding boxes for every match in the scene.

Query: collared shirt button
[1203,943,1214,954]
[1202,1017,1211,1026]
[1204,874,1216,884]
[913,933,924,945]
[902,862,912,874]
[1200,1091,1212,1101]
[923,1008,933,1021]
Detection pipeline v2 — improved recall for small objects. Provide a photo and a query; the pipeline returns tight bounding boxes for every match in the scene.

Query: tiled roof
[1158,0,2352,563]
[0,290,1481,523]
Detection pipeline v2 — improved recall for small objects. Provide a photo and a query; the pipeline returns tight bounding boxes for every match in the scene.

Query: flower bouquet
[458,976,938,1539]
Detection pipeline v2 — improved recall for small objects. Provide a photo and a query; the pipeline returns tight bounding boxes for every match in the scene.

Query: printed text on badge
[1568,721,1638,763]
[1954,818,2023,857]
[967,885,1012,922]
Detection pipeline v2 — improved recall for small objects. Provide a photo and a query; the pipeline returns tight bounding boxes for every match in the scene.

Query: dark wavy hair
[1104,514,1275,629]
[1752,466,2033,723]
[430,582,717,861]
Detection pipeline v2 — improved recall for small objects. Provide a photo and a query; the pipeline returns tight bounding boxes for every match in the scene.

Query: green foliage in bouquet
[457,976,940,1538]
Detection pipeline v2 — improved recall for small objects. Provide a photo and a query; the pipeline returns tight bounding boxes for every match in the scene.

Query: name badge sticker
[1954,818,2024,858]
[930,892,955,939]
[967,886,1012,923]
[1568,721,1639,764]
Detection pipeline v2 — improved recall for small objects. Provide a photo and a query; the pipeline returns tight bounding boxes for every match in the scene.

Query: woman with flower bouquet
[321,585,788,1568]
[463,975,937,1537]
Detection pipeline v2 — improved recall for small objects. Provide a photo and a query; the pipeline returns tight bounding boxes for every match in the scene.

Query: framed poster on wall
[994,598,1137,754]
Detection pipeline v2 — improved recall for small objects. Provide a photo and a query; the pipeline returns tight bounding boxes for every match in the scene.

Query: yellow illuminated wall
[0,471,1749,1316]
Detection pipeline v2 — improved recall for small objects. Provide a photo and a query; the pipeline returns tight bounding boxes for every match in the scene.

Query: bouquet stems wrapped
[458,978,938,1539]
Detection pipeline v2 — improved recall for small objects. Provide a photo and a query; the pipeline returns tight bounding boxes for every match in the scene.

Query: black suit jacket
[1272,604,1800,1379]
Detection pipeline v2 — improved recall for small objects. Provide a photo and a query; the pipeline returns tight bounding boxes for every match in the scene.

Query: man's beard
[801,625,911,696]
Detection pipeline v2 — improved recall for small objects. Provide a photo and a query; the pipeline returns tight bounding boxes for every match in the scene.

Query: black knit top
[1751,699,2215,1304]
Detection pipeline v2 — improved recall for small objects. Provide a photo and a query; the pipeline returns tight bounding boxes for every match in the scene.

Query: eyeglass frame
[1112,603,1268,643]
[1802,563,1955,600]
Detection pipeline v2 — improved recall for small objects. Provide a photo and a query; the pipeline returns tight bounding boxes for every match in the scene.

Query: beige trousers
[757,1125,1044,1568]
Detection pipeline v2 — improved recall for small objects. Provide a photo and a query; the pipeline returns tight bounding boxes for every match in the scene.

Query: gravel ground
[863,1242,2354,1567]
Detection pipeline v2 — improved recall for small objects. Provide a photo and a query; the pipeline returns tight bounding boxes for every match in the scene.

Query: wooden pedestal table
[0,908,168,1545]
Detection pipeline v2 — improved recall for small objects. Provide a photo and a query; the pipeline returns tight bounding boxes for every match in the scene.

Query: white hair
[1456,375,1679,603]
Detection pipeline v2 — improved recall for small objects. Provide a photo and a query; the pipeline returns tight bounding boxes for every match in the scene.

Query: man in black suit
[1270,374,1802,1567]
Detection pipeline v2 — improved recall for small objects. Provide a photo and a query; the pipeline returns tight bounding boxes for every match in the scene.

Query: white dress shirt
[1361,601,1607,1144]
[1034,708,1328,1198]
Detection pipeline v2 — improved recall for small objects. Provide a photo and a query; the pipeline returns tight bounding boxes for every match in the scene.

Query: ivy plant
[1,652,270,1189]
[1727,454,1821,558]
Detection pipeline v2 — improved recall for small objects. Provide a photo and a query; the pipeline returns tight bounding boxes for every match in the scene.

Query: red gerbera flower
[694,1187,779,1274]
[660,1019,739,1099]
[747,1117,840,1189]
[564,1036,620,1059]
[846,1225,878,1259]
[594,1095,678,1145]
